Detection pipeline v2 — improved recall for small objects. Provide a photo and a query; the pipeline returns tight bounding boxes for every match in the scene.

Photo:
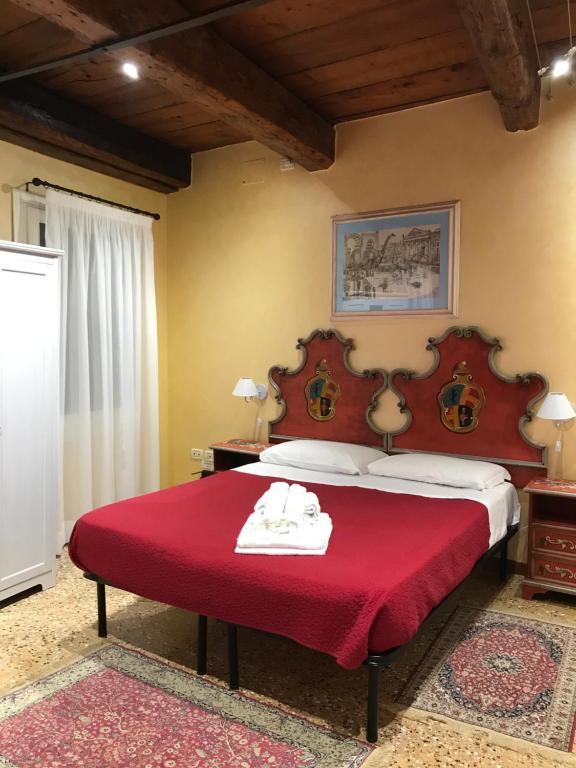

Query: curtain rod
[27,178,161,221]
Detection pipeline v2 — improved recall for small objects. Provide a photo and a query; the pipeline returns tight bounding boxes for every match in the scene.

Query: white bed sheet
[233,462,521,548]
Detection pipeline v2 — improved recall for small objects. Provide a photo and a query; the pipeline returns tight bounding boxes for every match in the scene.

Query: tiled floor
[2,554,576,767]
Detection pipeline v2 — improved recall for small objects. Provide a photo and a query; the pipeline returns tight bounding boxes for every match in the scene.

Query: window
[12,190,46,247]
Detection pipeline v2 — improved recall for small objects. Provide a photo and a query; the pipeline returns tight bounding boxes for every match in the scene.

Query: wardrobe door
[0,246,60,599]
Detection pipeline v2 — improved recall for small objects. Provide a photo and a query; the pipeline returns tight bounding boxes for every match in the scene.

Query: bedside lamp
[232,377,267,440]
[537,392,576,480]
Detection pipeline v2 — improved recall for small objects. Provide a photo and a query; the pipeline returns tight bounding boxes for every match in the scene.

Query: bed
[69,326,548,742]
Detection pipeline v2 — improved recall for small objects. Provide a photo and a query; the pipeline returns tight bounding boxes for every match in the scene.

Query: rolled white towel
[303,491,321,521]
[284,483,307,519]
[255,481,289,518]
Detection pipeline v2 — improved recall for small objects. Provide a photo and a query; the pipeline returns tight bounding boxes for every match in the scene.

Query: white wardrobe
[0,240,61,601]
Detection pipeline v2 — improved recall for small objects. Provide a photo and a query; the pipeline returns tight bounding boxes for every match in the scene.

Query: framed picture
[332,200,460,318]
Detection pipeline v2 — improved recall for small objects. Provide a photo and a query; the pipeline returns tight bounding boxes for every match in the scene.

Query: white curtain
[46,190,159,545]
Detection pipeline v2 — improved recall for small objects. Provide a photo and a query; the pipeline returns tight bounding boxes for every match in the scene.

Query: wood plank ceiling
[0,0,572,191]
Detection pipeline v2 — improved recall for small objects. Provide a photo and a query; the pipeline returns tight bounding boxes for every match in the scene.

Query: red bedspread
[69,472,490,669]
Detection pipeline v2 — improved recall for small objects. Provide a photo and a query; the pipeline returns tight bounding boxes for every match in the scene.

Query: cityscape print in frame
[332,201,460,318]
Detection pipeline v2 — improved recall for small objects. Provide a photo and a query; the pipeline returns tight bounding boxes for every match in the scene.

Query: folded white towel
[234,544,329,556]
[236,513,332,552]
[237,482,332,555]
[234,513,332,555]
[254,481,289,517]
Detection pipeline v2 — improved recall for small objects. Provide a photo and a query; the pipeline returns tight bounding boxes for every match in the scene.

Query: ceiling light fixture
[121,62,139,80]
[551,56,572,78]
[528,0,575,80]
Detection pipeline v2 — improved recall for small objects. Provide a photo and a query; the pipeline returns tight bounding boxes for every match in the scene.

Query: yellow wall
[167,84,576,561]
[4,82,575,561]
[0,142,171,487]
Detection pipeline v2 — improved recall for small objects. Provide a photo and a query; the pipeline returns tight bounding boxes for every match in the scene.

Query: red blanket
[69,472,490,669]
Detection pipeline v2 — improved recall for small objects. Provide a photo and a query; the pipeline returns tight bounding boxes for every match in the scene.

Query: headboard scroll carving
[389,326,548,484]
[266,326,548,485]
[268,329,387,447]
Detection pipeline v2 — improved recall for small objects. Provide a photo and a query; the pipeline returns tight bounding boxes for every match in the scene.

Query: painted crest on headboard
[438,361,486,433]
[268,329,387,447]
[305,359,341,421]
[389,326,548,484]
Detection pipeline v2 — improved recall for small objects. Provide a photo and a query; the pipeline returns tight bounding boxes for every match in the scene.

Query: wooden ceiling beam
[0,77,191,192]
[8,0,335,170]
[457,0,541,131]
[0,0,274,84]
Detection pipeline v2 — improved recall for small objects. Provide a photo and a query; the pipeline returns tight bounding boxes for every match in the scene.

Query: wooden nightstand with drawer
[522,478,576,600]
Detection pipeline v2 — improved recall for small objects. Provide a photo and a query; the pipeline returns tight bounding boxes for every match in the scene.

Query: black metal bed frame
[83,523,517,743]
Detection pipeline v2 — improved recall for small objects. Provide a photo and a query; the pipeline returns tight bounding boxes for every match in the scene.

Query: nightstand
[522,478,576,600]
[206,439,273,475]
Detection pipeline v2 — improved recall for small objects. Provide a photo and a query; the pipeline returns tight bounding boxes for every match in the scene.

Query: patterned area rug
[396,607,576,752]
[0,644,373,768]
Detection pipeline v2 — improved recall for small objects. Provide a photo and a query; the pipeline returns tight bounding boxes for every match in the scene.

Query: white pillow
[260,440,386,475]
[367,453,511,490]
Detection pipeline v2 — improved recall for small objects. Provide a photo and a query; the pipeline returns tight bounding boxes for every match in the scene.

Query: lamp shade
[537,392,576,421]
[232,377,259,398]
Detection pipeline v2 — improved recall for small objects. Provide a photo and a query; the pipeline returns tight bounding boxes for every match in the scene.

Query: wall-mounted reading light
[232,378,268,441]
[537,392,576,480]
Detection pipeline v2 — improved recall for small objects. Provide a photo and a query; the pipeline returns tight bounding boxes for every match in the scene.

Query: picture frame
[332,200,460,318]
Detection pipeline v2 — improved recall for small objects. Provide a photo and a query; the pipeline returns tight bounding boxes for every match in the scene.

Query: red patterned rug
[396,607,576,752]
[0,644,373,768]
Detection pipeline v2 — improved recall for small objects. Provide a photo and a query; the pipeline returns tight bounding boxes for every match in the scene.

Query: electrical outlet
[191,448,203,460]
[202,449,214,471]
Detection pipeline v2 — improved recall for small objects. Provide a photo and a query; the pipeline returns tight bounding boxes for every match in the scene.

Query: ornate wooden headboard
[267,326,548,484]
[389,326,548,485]
[268,329,387,447]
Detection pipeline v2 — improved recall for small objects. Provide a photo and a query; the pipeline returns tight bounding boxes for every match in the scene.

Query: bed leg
[499,537,509,582]
[97,582,107,638]
[197,615,207,675]
[227,624,239,690]
[366,660,380,743]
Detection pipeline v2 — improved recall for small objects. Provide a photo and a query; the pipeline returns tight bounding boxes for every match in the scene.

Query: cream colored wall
[167,83,576,562]
[0,142,171,487]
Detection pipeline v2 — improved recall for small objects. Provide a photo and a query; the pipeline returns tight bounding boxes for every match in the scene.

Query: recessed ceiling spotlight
[122,62,139,80]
